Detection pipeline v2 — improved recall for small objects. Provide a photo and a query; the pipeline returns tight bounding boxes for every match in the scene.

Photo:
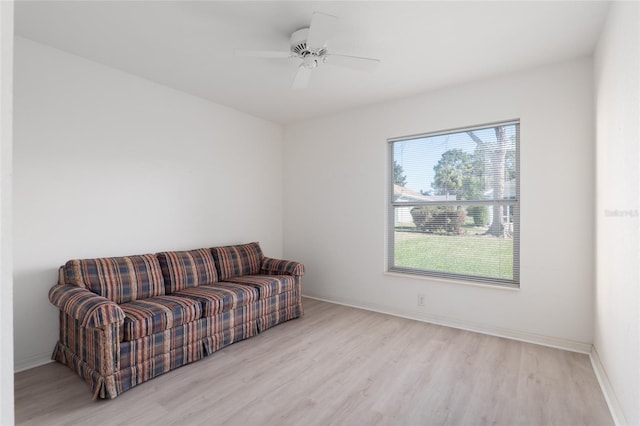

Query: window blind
[388,121,520,286]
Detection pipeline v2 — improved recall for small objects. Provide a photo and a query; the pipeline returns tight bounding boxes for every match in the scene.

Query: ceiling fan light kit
[235,12,380,89]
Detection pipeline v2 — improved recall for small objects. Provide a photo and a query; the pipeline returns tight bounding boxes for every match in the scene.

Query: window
[388,121,519,287]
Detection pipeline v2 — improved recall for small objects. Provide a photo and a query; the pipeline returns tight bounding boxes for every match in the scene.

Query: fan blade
[292,65,312,89]
[325,53,380,72]
[306,12,338,49]
[234,49,292,58]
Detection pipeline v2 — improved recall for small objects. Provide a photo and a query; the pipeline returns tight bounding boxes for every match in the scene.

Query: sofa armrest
[49,285,125,328]
[260,257,305,276]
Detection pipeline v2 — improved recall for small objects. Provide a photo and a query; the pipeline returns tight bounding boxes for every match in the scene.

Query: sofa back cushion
[212,242,263,281]
[157,248,218,293]
[64,254,165,304]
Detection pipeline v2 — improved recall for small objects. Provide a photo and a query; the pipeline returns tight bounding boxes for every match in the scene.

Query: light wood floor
[15,298,613,426]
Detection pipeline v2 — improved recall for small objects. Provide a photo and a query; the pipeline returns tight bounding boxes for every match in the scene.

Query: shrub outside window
[388,121,520,287]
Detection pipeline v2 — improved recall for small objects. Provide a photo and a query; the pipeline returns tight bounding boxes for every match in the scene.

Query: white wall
[13,37,284,371]
[284,57,595,350]
[594,2,640,425]
[0,1,14,423]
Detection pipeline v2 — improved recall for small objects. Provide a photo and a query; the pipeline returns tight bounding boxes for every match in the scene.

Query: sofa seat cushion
[223,275,295,299]
[173,283,259,317]
[64,254,165,304]
[157,248,218,293]
[120,295,202,341]
[212,242,263,281]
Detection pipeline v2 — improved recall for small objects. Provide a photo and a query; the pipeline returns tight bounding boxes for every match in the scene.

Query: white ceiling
[15,1,610,125]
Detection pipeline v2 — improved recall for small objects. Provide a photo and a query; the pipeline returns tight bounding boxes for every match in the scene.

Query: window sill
[384,271,520,291]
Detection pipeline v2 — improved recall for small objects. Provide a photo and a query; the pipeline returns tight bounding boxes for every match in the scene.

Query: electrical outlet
[417,293,425,307]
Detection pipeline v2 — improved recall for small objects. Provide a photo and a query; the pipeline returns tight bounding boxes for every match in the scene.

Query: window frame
[387,120,520,288]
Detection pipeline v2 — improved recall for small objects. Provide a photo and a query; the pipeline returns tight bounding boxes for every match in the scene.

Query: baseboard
[14,353,53,373]
[302,294,593,354]
[590,346,628,426]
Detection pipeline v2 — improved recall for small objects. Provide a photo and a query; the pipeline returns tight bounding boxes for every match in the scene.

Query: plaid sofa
[48,242,304,400]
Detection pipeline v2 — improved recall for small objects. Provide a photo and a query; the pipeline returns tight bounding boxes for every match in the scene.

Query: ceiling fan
[235,12,380,89]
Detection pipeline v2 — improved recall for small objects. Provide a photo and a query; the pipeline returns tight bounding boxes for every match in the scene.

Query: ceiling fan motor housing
[290,28,327,59]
